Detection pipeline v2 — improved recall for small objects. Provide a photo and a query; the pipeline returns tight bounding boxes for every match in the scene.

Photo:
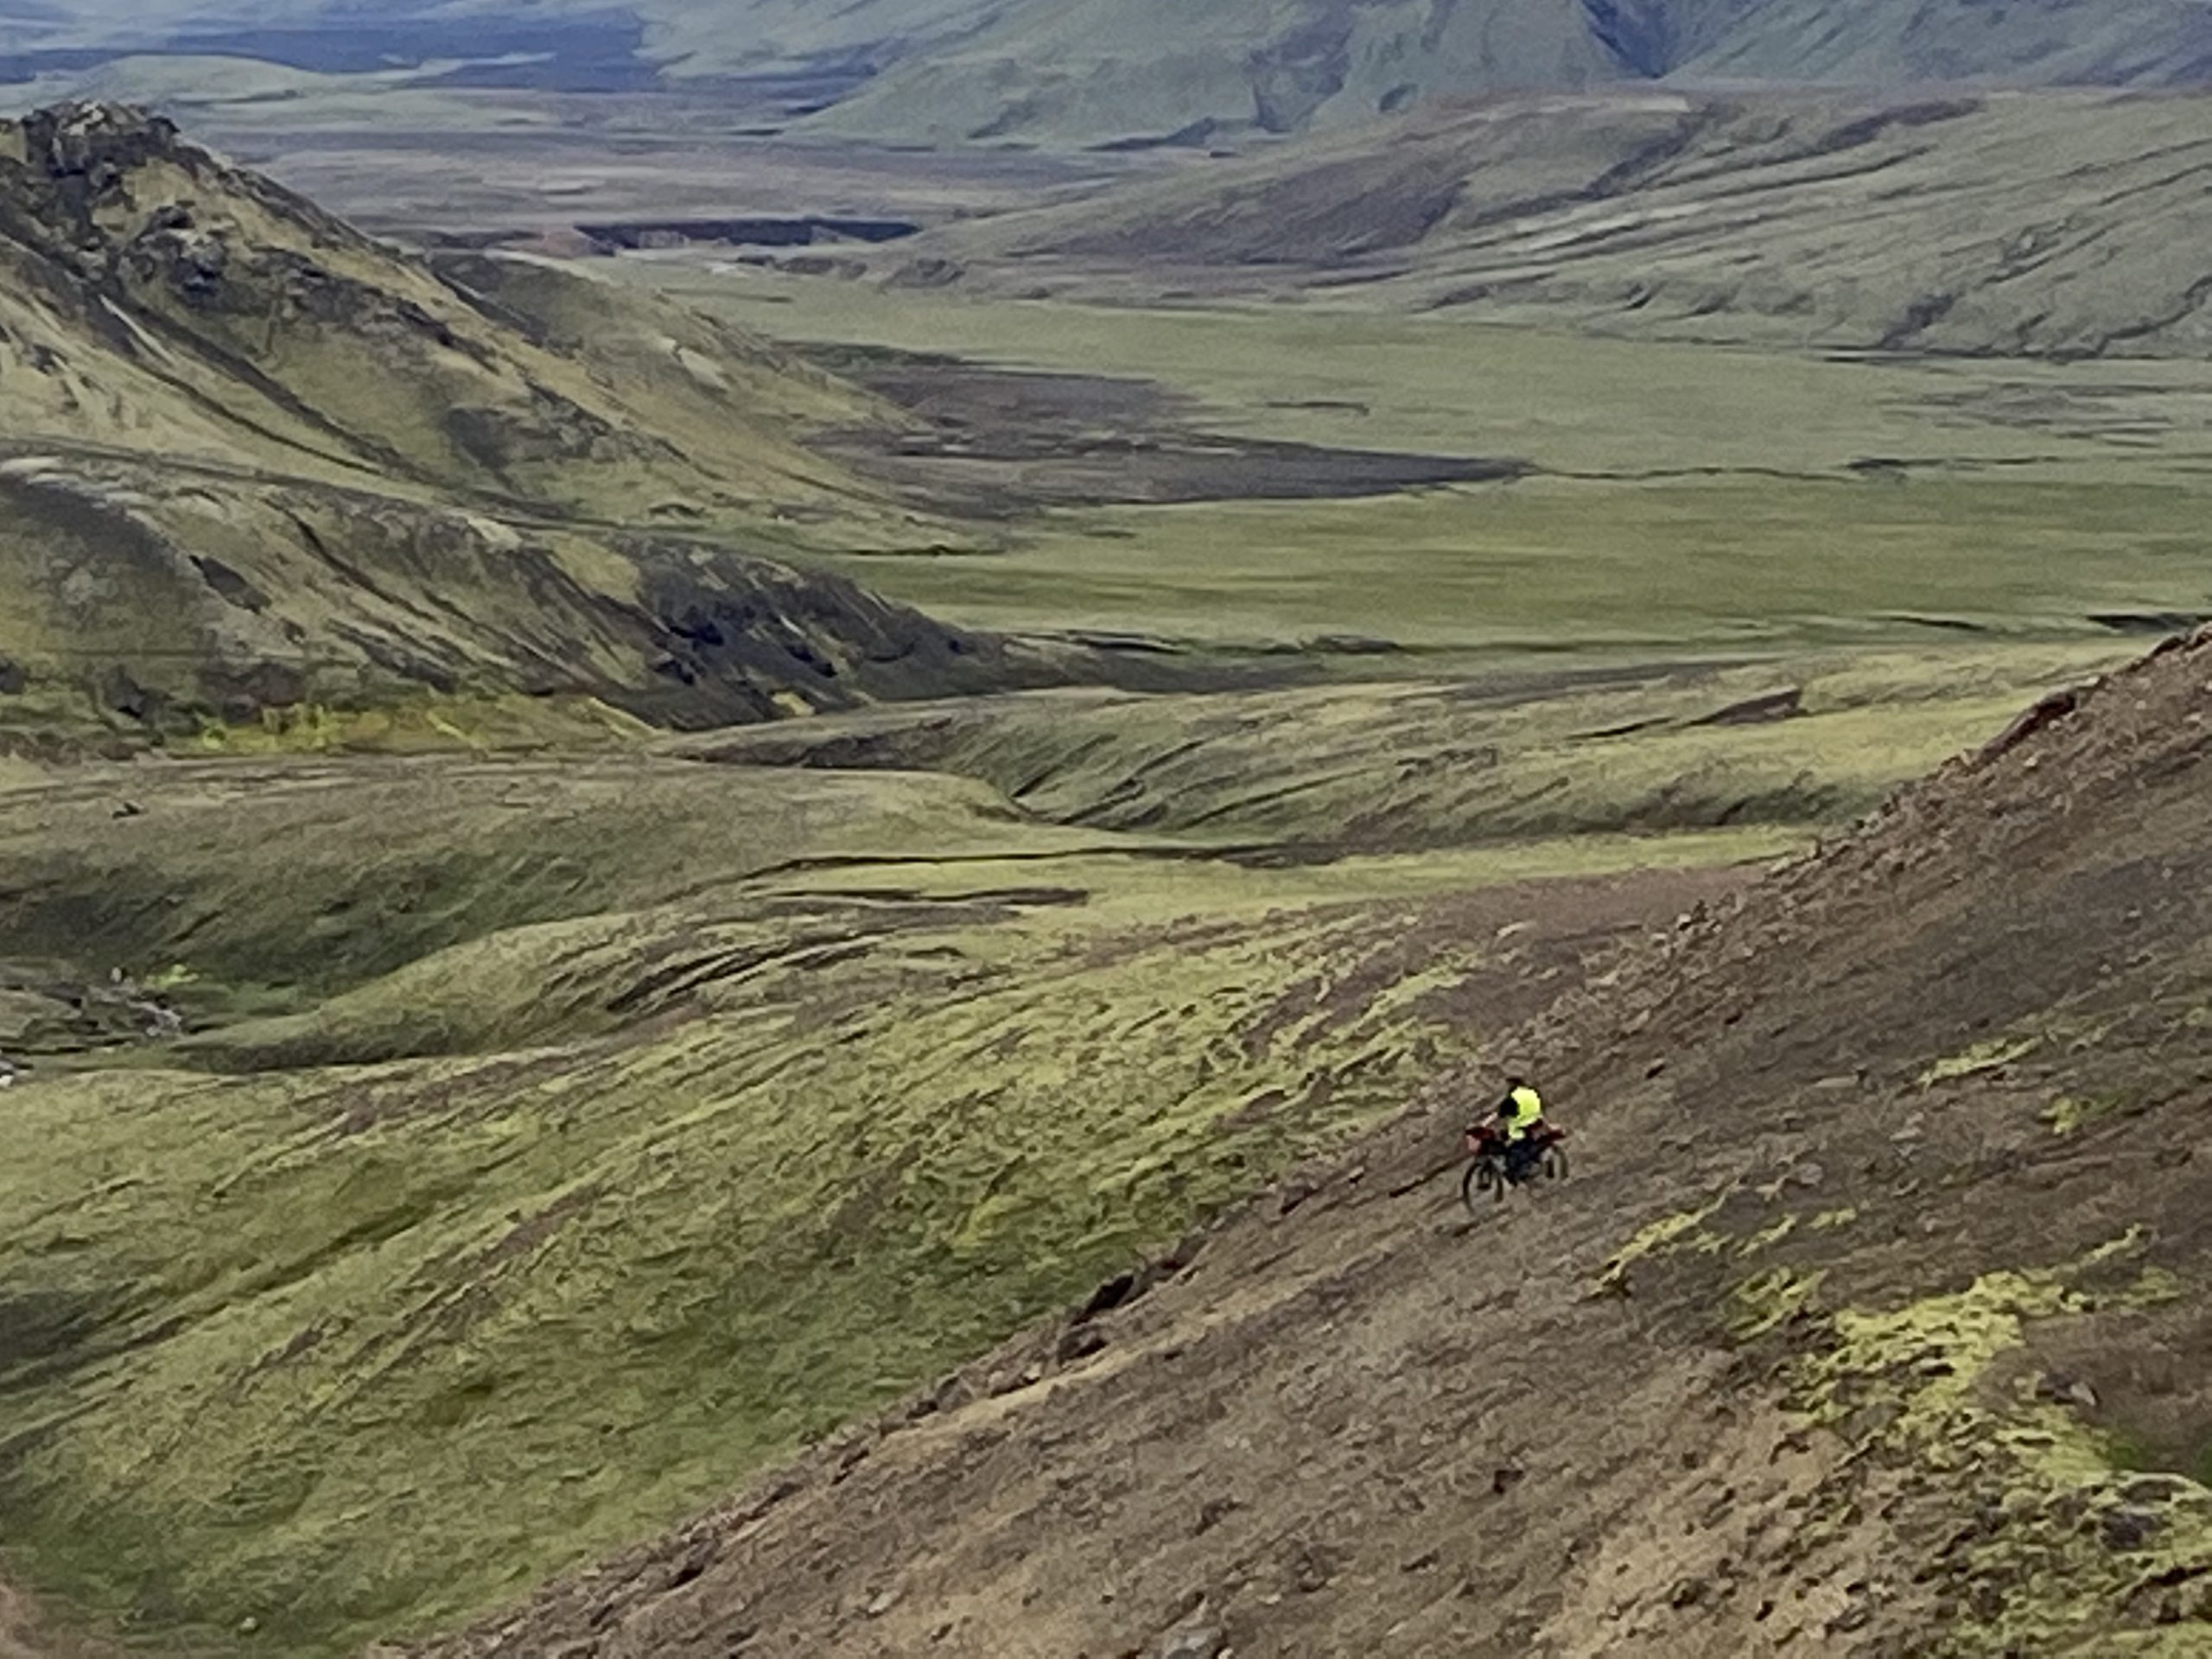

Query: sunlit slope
[687,647,2123,849]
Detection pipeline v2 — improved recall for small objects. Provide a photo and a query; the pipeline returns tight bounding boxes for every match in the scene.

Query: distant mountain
[1676,0,2212,88]
[809,0,1643,145]
[809,0,2212,145]
[0,103,1058,753]
[13,1,2212,146]
[886,89,2212,360]
[0,0,997,96]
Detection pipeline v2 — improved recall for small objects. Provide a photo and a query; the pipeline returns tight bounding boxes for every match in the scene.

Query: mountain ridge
[0,102,1097,753]
[0,101,890,523]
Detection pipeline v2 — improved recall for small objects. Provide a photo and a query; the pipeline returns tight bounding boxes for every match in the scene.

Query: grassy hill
[886,89,2212,358]
[0,103,888,524]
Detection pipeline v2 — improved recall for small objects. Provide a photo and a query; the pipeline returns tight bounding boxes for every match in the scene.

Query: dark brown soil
[810,346,1522,514]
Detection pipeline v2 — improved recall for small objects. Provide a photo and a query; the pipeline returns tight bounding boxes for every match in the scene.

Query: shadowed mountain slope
[0,463,1054,753]
[410,626,2212,1657]
[899,90,2212,359]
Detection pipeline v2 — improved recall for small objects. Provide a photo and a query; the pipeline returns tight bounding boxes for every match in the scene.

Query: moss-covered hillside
[0,727,1748,1655]
[0,629,2168,1655]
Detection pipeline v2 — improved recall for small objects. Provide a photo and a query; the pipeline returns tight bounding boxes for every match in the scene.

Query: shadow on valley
[806,344,1524,512]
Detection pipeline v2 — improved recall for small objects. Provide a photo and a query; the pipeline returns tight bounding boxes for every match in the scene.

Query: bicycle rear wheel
[1460,1159,1505,1214]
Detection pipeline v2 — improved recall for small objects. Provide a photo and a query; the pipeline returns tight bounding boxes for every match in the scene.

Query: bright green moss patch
[1594,1192,1731,1294]
[1737,1215,1799,1257]
[1918,1036,2040,1087]
[1802,1269,2086,1432]
[2046,1094,2127,1135]
[1728,1268,1825,1338]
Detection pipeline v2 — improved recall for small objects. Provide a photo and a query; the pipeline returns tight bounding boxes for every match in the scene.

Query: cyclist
[1493,1074,1546,1183]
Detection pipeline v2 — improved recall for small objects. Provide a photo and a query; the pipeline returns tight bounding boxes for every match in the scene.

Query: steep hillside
[898,90,2212,359]
[410,624,2212,1657]
[0,640,2119,1656]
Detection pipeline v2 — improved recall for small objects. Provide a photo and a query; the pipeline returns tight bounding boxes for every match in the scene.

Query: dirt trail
[413,629,2212,1656]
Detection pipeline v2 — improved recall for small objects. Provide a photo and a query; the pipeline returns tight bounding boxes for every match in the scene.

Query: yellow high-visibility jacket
[1501,1085,1544,1141]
